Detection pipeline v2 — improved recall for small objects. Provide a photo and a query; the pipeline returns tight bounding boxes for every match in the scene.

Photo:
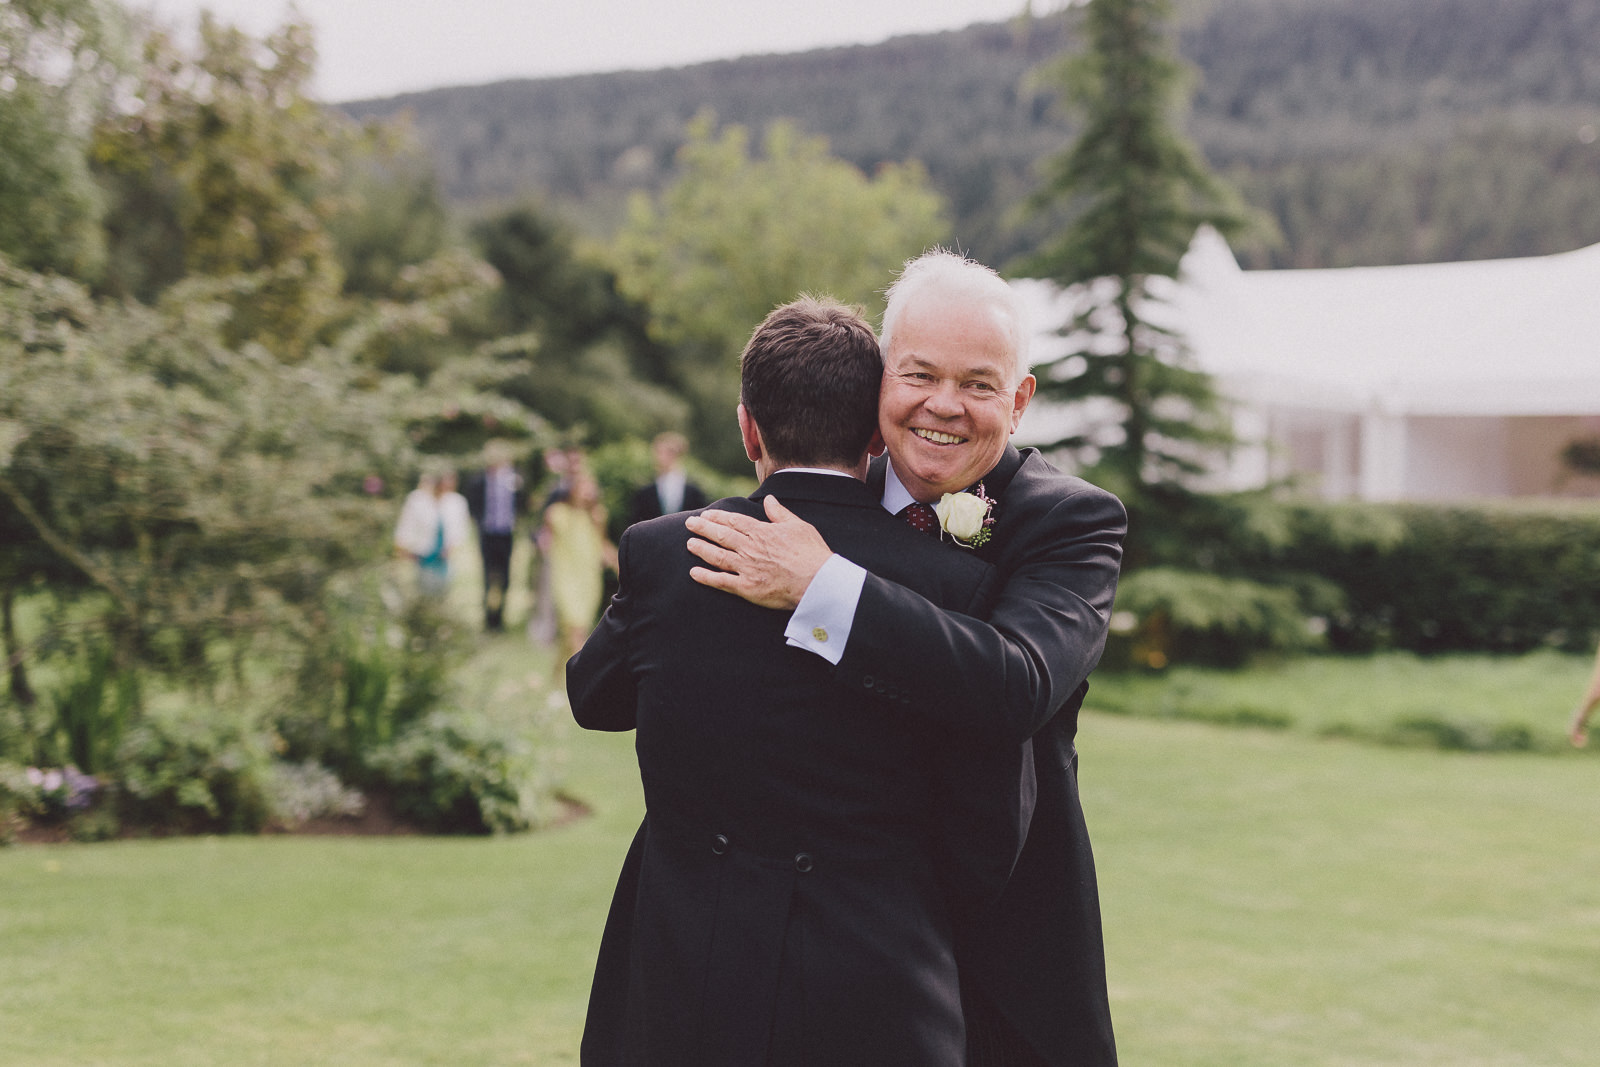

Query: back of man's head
[739,296,882,470]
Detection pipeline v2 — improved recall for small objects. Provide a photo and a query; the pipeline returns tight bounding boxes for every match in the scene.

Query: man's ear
[737,404,764,464]
[1010,373,1037,432]
[867,427,886,458]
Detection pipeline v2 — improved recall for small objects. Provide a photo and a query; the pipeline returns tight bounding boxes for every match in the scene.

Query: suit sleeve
[835,483,1125,745]
[566,527,640,731]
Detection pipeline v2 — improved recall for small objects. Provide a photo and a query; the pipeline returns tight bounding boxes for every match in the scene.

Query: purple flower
[23,765,100,812]
[62,766,100,812]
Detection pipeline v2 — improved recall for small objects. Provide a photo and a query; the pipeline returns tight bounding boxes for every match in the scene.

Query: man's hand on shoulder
[686,496,833,610]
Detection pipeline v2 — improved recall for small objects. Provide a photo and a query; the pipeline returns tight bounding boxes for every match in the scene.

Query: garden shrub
[264,760,365,828]
[1106,566,1339,669]
[117,705,275,834]
[1128,492,1600,661]
[1281,502,1600,654]
[0,761,40,843]
[45,643,138,775]
[366,710,548,835]
[278,589,462,780]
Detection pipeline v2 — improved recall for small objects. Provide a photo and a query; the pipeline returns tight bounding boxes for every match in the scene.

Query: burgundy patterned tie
[900,501,940,537]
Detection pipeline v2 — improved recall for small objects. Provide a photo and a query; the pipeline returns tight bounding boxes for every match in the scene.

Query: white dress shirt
[783,461,919,664]
[655,468,688,515]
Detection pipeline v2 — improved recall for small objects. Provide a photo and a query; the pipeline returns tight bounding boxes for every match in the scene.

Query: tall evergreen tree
[1020,0,1253,496]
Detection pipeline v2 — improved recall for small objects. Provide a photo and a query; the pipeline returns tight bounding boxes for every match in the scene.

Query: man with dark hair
[568,296,1035,1066]
[625,432,709,529]
[687,253,1127,1067]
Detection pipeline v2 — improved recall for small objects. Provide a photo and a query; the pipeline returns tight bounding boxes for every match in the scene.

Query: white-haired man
[687,250,1127,1066]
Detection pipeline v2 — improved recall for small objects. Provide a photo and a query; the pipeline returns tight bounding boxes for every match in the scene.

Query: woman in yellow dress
[540,469,616,671]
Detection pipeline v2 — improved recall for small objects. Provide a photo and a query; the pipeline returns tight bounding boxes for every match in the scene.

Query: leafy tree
[91,13,350,358]
[0,256,412,687]
[327,124,452,300]
[0,0,127,280]
[470,205,687,443]
[609,113,947,471]
[1018,0,1255,498]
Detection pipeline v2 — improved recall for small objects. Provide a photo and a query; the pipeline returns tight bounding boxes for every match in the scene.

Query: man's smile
[912,428,967,446]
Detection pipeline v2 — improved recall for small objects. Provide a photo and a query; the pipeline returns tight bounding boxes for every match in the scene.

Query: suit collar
[751,469,878,509]
[980,443,1027,500]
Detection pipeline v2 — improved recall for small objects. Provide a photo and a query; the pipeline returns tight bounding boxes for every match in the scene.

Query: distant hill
[345,0,1600,271]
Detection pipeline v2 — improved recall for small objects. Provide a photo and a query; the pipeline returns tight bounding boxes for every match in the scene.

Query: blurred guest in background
[541,464,616,670]
[626,431,708,529]
[394,468,471,599]
[1568,639,1600,746]
[528,445,584,646]
[464,440,525,632]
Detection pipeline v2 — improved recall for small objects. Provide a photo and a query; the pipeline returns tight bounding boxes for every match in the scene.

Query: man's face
[879,292,1035,502]
[652,439,681,475]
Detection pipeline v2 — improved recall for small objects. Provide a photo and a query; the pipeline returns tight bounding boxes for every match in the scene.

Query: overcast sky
[138,0,1042,102]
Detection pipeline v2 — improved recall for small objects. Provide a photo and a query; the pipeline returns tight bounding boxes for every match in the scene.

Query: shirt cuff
[784,554,866,666]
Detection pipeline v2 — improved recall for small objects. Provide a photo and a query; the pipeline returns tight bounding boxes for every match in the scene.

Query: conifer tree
[1021,0,1252,495]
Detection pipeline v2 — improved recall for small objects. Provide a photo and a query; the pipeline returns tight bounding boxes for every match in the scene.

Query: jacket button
[712,834,729,855]
[794,852,814,873]
[861,675,875,689]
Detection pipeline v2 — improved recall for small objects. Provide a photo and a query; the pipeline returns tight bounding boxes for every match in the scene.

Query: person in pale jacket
[394,468,472,598]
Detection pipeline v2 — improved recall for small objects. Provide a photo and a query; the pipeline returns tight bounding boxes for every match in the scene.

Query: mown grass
[3,651,1598,1065]
[1087,649,1596,751]
[0,714,643,1066]
[1089,715,1600,1066]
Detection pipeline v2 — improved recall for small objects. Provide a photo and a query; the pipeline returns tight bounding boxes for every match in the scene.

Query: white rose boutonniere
[934,483,995,549]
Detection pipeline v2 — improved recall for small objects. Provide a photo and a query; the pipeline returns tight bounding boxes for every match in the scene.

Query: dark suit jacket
[837,445,1127,1067]
[568,470,1036,1067]
[625,476,709,529]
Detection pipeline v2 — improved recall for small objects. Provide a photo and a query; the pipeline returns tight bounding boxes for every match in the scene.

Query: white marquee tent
[1016,228,1600,501]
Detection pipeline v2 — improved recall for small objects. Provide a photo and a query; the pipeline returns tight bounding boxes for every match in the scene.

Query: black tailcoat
[569,471,1037,1067]
[838,445,1127,1067]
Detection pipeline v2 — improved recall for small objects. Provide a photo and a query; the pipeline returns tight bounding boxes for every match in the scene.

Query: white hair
[879,249,1031,380]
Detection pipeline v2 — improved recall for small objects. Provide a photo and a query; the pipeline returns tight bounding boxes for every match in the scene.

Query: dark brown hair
[739,296,882,469]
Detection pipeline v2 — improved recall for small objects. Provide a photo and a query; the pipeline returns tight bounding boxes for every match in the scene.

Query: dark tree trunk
[2,582,36,709]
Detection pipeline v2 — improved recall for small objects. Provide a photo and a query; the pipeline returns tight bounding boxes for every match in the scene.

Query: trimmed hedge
[1126,493,1600,661]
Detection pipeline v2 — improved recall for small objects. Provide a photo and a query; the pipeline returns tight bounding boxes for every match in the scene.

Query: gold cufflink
[812,627,828,643]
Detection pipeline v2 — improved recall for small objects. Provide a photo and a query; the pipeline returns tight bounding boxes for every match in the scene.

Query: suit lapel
[972,445,1027,562]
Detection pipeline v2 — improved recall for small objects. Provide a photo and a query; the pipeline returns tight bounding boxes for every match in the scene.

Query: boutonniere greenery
[934,482,996,549]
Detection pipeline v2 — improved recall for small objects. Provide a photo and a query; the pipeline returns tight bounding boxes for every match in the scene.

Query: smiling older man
[685,250,1127,1067]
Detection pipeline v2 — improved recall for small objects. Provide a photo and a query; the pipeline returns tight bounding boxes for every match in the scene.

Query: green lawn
[4,657,1599,1065]
[1087,649,1596,749]
[0,717,643,1066]
[1089,716,1600,1066]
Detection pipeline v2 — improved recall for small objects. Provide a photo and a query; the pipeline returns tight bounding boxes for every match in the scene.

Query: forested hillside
[344,0,1600,270]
